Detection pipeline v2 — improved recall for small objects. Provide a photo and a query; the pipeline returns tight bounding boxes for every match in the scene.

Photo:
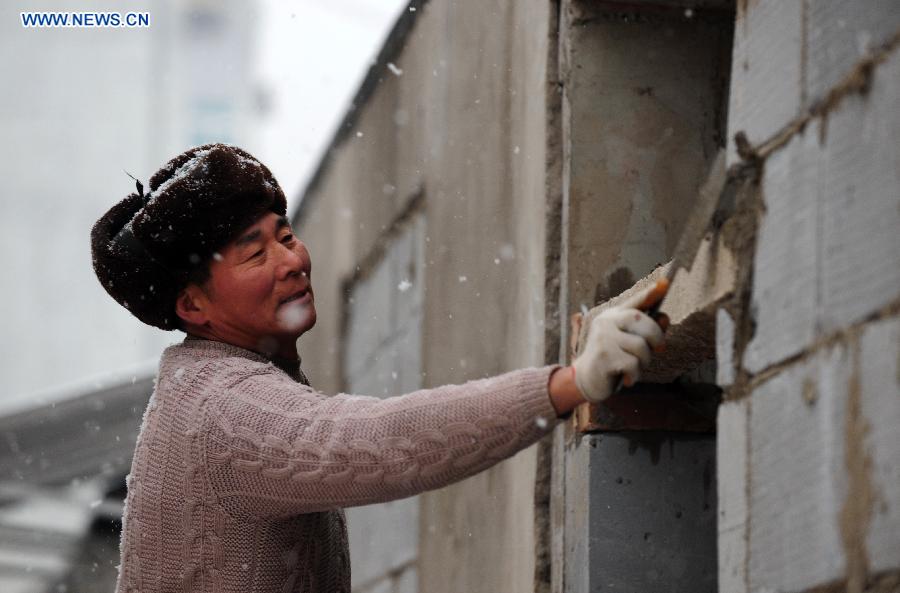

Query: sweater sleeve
[201,365,560,519]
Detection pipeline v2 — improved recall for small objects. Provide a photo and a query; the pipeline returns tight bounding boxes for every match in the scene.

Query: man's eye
[251,249,264,258]
[281,234,295,243]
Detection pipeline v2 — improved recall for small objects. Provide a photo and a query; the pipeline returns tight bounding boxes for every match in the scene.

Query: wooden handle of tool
[637,278,670,311]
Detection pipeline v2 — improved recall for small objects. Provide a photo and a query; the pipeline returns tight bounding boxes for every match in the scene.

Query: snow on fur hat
[91,143,287,330]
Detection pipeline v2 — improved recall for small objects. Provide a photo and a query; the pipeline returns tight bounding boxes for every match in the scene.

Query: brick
[805,0,900,106]
[743,47,900,373]
[716,307,736,387]
[818,49,900,334]
[726,0,803,166]
[717,400,748,593]
[742,127,820,374]
[748,344,850,592]
[859,316,900,574]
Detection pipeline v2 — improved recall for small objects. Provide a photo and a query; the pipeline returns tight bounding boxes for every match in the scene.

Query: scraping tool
[616,149,729,389]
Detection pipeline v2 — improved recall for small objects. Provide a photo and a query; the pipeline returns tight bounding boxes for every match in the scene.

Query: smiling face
[175,212,316,359]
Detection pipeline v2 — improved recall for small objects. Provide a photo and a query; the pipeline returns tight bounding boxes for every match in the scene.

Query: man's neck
[185,331,305,383]
[185,326,299,362]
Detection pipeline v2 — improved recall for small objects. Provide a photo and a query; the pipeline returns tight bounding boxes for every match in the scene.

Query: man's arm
[548,366,584,416]
[202,366,560,519]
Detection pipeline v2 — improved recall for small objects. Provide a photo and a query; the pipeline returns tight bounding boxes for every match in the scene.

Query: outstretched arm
[202,366,560,519]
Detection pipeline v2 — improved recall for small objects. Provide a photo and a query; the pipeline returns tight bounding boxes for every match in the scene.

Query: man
[91,143,665,593]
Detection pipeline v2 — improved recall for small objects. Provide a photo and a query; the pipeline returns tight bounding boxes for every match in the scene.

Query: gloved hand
[571,284,667,403]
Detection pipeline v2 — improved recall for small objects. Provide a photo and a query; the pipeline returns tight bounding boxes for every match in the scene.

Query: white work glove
[572,285,667,403]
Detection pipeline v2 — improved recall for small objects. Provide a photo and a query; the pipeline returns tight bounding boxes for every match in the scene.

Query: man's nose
[275,242,304,279]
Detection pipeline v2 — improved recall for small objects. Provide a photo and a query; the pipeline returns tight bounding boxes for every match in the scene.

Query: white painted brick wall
[742,125,820,374]
[710,3,900,591]
[748,345,849,592]
[742,48,900,374]
[818,50,900,335]
[726,0,803,166]
[859,316,900,574]
[744,316,900,590]
[805,0,900,106]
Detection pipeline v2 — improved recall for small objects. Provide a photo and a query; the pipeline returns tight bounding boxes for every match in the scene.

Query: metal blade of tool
[644,148,728,317]
[670,150,727,278]
[612,149,728,392]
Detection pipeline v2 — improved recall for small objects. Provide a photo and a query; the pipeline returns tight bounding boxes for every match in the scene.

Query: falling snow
[397,279,412,292]
[276,301,313,330]
[387,62,403,76]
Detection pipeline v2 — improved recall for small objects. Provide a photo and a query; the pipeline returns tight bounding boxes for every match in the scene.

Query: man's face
[196,212,316,352]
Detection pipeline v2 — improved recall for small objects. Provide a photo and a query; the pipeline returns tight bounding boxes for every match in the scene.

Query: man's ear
[175,285,210,328]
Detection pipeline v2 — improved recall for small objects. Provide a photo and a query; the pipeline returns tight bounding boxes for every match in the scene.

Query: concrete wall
[716,1,900,591]
[292,1,557,591]
[293,0,899,591]
[342,212,426,593]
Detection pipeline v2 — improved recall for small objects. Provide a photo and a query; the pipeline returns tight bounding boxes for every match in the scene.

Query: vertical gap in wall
[538,3,566,591]
[557,1,737,591]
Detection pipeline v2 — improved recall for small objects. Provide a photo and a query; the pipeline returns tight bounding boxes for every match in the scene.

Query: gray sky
[254,0,408,213]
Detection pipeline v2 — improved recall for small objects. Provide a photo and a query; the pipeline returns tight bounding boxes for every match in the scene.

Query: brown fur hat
[91,143,287,330]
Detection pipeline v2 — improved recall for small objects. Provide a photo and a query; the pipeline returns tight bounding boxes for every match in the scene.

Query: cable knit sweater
[115,337,560,593]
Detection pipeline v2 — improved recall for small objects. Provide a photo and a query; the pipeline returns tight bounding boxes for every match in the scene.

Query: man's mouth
[279,286,312,306]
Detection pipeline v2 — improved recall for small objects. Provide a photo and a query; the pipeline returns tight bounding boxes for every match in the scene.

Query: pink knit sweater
[115,337,559,593]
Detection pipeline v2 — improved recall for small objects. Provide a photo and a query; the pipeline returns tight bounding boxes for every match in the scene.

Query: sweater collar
[181,335,309,385]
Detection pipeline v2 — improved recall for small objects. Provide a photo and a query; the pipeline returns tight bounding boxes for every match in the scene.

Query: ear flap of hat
[91,192,182,330]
